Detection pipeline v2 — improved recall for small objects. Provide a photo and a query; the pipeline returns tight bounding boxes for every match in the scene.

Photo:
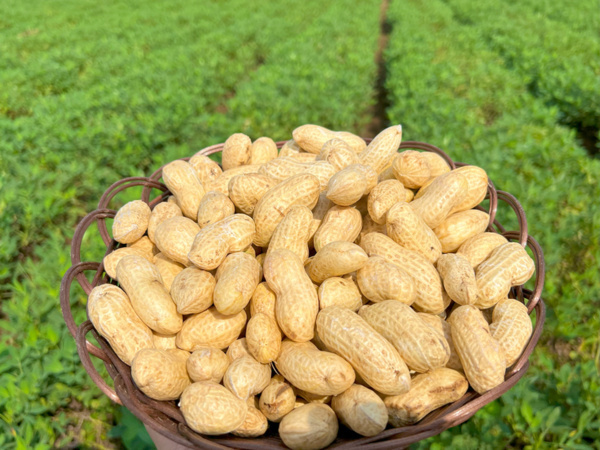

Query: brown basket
[60,140,546,449]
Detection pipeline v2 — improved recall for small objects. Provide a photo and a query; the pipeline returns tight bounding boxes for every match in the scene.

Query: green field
[0,0,598,448]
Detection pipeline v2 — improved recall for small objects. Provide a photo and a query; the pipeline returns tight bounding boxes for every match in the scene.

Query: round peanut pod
[417,313,462,371]
[259,375,296,423]
[180,382,247,435]
[356,256,416,305]
[279,403,338,450]
[316,306,410,396]
[87,284,154,365]
[116,255,182,335]
[175,307,246,351]
[103,247,153,280]
[188,153,223,186]
[367,179,407,224]
[152,253,184,292]
[232,406,268,438]
[170,267,215,315]
[152,332,177,350]
[490,298,533,366]
[227,338,251,361]
[326,164,377,206]
[250,282,277,320]
[186,347,230,383]
[392,150,431,189]
[437,253,479,306]
[259,158,336,192]
[197,191,235,228]
[267,205,314,262]
[448,305,506,394]
[153,216,200,266]
[131,348,191,401]
[317,138,359,170]
[222,133,252,170]
[313,205,362,252]
[457,232,509,268]
[213,252,261,315]
[275,340,355,396]
[228,173,277,215]
[208,164,261,195]
[331,384,387,437]
[223,355,272,401]
[279,139,302,156]
[385,368,469,426]
[318,276,363,311]
[250,137,278,164]
[307,241,368,284]
[112,200,151,244]
[433,209,490,253]
[147,202,182,243]
[423,152,451,177]
[162,160,205,220]
[246,313,282,364]
[449,165,489,213]
[293,124,366,154]
[359,124,403,173]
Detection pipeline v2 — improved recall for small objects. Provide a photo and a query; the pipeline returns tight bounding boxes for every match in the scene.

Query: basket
[60,139,546,449]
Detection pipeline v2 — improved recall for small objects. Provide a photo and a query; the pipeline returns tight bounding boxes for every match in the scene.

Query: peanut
[228,173,277,215]
[246,312,282,364]
[293,124,366,154]
[326,164,378,206]
[232,406,268,438]
[316,138,359,170]
[457,232,509,268]
[392,150,450,189]
[147,202,182,243]
[131,348,190,401]
[208,164,261,195]
[250,282,277,320]
[196,190,235,228]
[356,256,416,305]
[153,216,200,266]
[227,338,251,361]
[152,253,184,292]
[417,313,462,371]
[259,157,336,191]
[437,253,478,306]
[331,384,387,437]
[294,388,332,404]
[112,200,151,244]
[249,136,278,164]
[223,355,271,400]
[318,276,363,311]
[490,298,532,366]
[267,205,313,262]
[103,246,153,280]
[286,152,319,162]
[279,139,302,156]
[451,165,489,213]
[152,332,176,350]
[313,205,362,252]
[170,267,215,315]
[259,375,296,422]
[368,179,408,224]
[307,241,368,284]
[213,252,261,315]
[279,403,338,450]
[359,124,403,173]
[222,133,252,170]
[186,347,230,383]
[433,210,490,253]
[176,307,246,351]
[162,160,205,220]
[188,153,223,186]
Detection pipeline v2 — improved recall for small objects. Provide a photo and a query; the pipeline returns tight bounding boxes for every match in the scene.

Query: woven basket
[60,140,546,449]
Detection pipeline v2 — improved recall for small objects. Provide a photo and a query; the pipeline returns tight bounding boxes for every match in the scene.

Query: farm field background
[0,0,598,448]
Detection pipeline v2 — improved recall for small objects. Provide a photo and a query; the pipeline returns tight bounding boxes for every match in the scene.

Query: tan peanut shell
[87,284,154,365]
[386,201,442,263]
[451,165,489,213]
[326,164,377,206]
[318,276,363,311]
[313,205,362,252]
[359,301,450,373]
[186,347,230,383]
[367,179,407,224]
[437,253,479,305]
[131,348,190,401]
[222,133,252,170]
[180,382,247,435]
[293,124,366,154]
[250,282,277,320]
[232,406,268,438]
[196,190,235,228]
[228,173,277,215]
[267,205,313,261]
[356,255,416,305]
[188,214,255,270]
[359,233,445,314]
[176,307,246,351]
[259,158,336,191]
[423,152,451,177]
[162,160,205,220]
[154,216,200,266]
[259,375,296,422]
[307,241,368,284]
[475,242,535,308]
[392,150,432,189]
[490,299,532,366]
[264,249,319,342]
[188,153,223,186]
[112,200,151,244]
[223,355,271,400]
[294,388,332,404]
[152,253,184,292]
[170,267,215,315]
[116,255,182,335]
[359,124,403,173]
[417,313,462,370]
[103,247,153,280]
[331,384,387,437]
[317,138,359,170]
[208,164,261,195]
[253,173,320,247]
[213,252,261,315]
[152,332,176,350]
[457,232,509,268]
[127,235,157,253]
[275,340,355,396]
[287,152,319,162]
[246,313,282,364]
[279,139,302,156]
[385,368,468,426]
[448,305,506,394]
[147,202,182,243]
[279,403,338,450]
[227,338,251,361]
[316,306,410,396]
[434,209,490,253]
[250,137,278,164]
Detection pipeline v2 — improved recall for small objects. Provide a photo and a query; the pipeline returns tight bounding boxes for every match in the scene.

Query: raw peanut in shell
[450,165,489,213]
[213,252,261,315]
[259,375,296,422]
[433,209,490,253]
[152,253,184,292]
[222,133,252,170]
[385,368,468,426]
[294,388,332,404]
[448,305,506,394]
[318,276,363,311]
[223,355,272,400]
[176,307,246,351]
[359,301,450,373]
[423,152,451,177]
[359,233,445,314]
[386,201,442,264]
[188,214,255,270]
[228,173,277,215]
[253,173,321,247]
[368,179,408,224]
[249,137,278,164]
[417,313,462,370]
[392,150,432,189]
[313,205,362,252]
[208,164,261,195]
[326,164,378,206]
[316,138,359,170]
[475,242,536,309]
[264,249,319,342]
[293,124,366,154]
[116,255,182,335]
[87,284,154,365]
[127,235,157,254]
[188,153,223,186]
[152,332,177,350]
[259,158,336,191]
[490,299,533,366]
[307,241,368,284]
[131,348,190,401]
[162,160,205,220]
[279,139,302,156]
[147,202,182,243]
[112,200,151,244]
[186,347,230,383]
[154,216,200,266]
[437,254,479,306]
[457,232,509,268]
[246,313,282,364]
[331,384,387,437]
[227,338,251,361]
[356,256,416,305]
[250,282,277,320]
[359,124,404,173]
[232,406,268,438]
[196,191,235,228]
[103,247,153,280]
[316,306,410,396]
[180,382,247,435]
[279,403,338,450]
[267,206,313,262]
[170,267,215,315]
[275,340,355,396]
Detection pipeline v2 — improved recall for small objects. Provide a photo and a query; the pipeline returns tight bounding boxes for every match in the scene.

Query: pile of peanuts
[88,124,535,449]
